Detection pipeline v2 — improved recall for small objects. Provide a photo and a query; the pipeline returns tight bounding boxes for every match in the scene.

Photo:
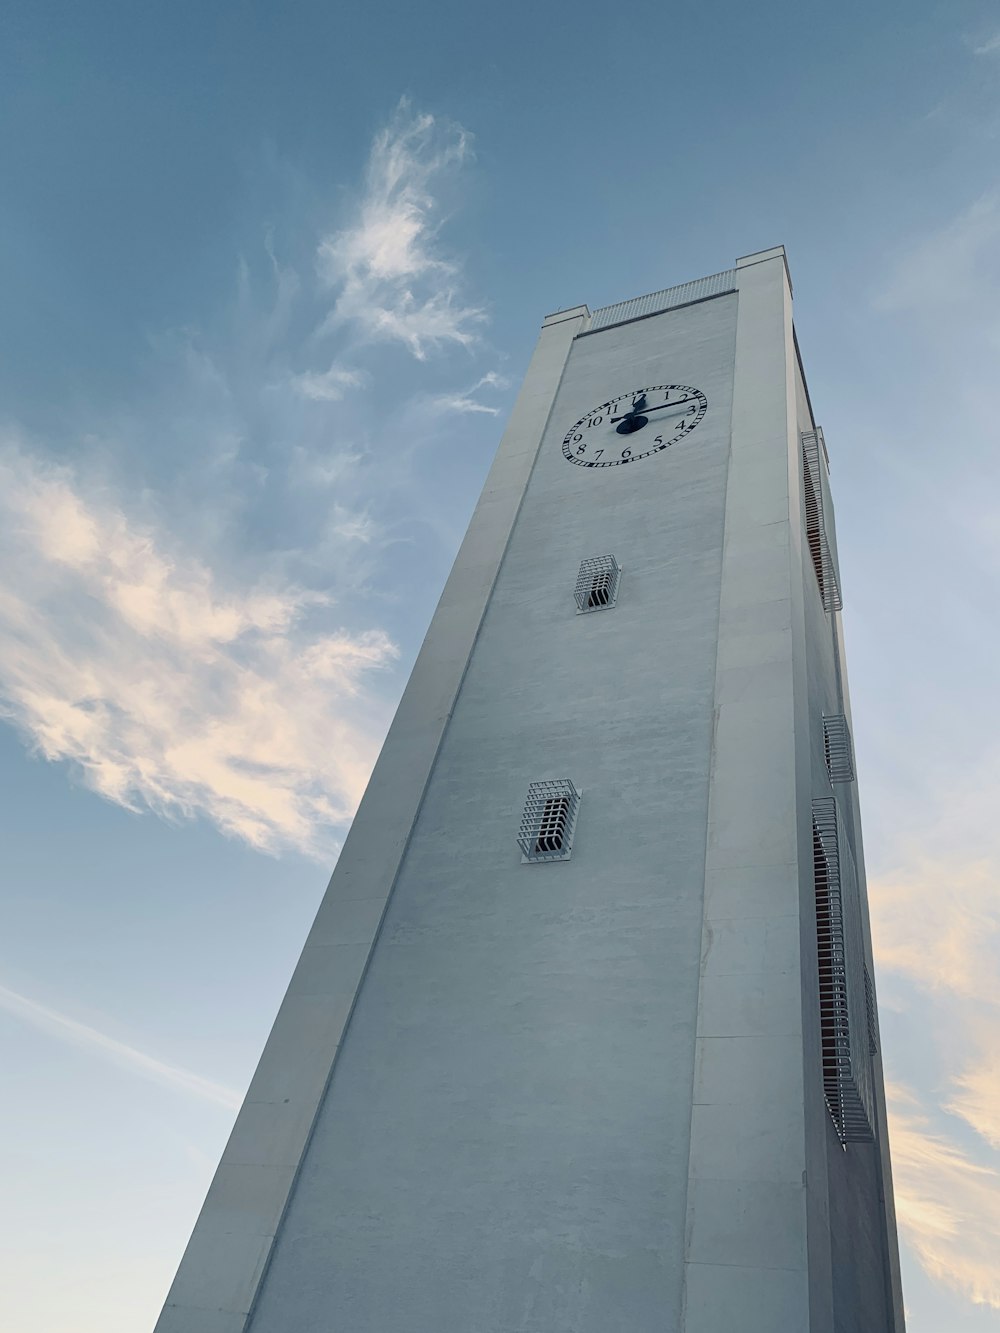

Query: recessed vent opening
[586,574,614,608]
[823,714,856,784]
[801,430,843,613]
[813,799,875,1144]
[574,555,621,613]
[517,780,580,863]
[536,796,570,854]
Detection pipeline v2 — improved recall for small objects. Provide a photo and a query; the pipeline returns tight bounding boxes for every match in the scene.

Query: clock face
[561,384,708,468]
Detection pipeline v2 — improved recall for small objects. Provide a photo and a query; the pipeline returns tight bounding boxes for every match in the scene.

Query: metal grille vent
[823,714,856,784]
[864,966,879,1056]
[588,269,737,331]
[517,780,580,862]
[813,799,875,1144]
[801,430,843,613]
[574,555,621,612]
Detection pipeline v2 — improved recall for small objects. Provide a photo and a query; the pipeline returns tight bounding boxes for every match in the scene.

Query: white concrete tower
[157,247,905,1333]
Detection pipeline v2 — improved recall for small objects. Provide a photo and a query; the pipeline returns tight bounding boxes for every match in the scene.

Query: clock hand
[610,393,648,422]
[610,395,697,423]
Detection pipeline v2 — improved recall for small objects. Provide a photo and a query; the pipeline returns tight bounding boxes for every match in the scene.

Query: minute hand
[610,396,698,422]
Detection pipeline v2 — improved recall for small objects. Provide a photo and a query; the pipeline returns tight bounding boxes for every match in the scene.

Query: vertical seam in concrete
[682,255,811,1331]
[677,290,740,1333]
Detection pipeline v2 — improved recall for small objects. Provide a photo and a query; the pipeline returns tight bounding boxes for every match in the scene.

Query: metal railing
[588,269,737,331]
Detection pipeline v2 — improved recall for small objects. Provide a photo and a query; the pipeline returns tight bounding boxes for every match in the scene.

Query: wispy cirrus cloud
[876,190,1000,322]
[0,103,506,859]
[0,981,241,1110]
[869,849,1000,1307]
[972,32,1000,56]
[868,201,1000,1312]
[315,100,486,358]
[947,1055,1000,1152]
[870,857,1000,1006]
[0,443,397,858]
[425,370,508,416]
[290,363,367,402]
[887,1084,1000,1309]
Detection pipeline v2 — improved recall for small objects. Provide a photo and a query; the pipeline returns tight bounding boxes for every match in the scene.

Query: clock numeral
[621,447,632,459]
[654,435,663,445]
[586,415,603,427]
[594,449,604,459]
[576,444,586,455]
[572,433,583,444]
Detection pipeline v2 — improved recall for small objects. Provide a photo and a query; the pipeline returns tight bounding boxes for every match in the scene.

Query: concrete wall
[680,248,819,1331]
[157,250,904,1333]
[248,295,738,1333]
[154,304,590,1333]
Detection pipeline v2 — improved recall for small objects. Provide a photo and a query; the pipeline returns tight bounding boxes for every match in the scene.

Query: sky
[1,0,999,1328]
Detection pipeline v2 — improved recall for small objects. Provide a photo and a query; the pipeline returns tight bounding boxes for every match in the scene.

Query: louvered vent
[823,714,856,783]
[813,799,875,1143]
[517,780,580,863]
[864,966,879,1057]
[801,430,843,613]
[574,555,621,612]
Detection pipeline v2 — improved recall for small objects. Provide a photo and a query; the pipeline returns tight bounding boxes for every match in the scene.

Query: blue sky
[2,1,1000,1328]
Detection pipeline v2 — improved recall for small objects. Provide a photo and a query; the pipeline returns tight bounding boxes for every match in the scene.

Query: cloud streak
[0,102,503,861]
[947,1055,1000,1151]
[315,101,485,358]
[0,444,397,858]
[870,856,1000,1307]
[0,981,241,1109]
[427,371,509,416]
[869,857,1000,1005]
[290,363,366,402]
[887,1084,1000,1309]
[876,190,1000,322]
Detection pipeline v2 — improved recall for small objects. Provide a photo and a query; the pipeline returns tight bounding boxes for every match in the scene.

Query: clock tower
[157,247,905,1333]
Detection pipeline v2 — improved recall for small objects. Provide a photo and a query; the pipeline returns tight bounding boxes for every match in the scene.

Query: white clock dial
[561,384,708,468]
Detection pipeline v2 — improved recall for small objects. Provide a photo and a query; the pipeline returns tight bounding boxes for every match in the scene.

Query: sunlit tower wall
[156,246,905,1333]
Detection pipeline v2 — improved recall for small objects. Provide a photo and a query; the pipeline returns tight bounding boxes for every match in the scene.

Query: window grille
[813,798,875,1143]
[801,430,843,613]
[823,714,856,784]
[574,555,621,612]
[864,966,879,1057]
[517,780,580,862]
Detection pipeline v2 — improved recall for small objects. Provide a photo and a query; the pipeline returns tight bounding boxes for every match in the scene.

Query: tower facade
[157,247,905,1333]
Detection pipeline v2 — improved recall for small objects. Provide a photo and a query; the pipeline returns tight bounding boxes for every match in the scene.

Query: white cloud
[887,1084,1000,1309]
[290,363,366,402]
[427,371,509,416]
[0,443,397,858]
[0,981,241,1110]
[947,1054,1000,1151]
[877,191,1000,317]
[869,737,1000,1301]
[315,100,485,358]
[973,32,1000,56]
[0,102,501,862]
[869,857,1000,1006]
